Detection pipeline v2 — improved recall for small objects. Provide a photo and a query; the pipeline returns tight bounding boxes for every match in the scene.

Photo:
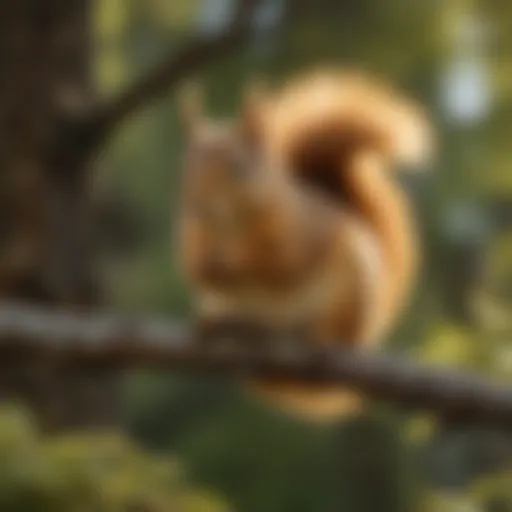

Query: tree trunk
[0,0,118,430]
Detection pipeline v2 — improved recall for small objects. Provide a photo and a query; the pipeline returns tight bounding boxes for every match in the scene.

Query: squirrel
[177,69,432,422]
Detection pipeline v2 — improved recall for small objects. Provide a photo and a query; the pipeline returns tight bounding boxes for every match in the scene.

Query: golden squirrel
[177,69,433,422]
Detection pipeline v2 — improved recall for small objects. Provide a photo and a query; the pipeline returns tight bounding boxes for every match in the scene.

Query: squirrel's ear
[240,78,269,144]
[178,81,203,137]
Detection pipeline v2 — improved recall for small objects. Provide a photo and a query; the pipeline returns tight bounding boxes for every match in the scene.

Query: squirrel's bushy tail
[264,70,432,340]
[265,70,432,174]
[247,71,432,422]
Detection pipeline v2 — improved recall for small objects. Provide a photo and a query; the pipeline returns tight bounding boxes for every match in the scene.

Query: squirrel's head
[178,82,284,230]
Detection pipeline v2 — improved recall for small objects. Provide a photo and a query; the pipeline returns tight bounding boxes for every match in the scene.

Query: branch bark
[75,0,260,157]
[0,302,511,428]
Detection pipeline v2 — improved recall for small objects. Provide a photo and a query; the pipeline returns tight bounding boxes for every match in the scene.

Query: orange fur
[177,69,432,422]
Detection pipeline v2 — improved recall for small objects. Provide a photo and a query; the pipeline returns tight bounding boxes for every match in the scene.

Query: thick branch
[79,0,260,155]
[0,302,511,428]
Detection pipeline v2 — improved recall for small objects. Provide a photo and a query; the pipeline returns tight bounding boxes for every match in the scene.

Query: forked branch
[77,0,261,157]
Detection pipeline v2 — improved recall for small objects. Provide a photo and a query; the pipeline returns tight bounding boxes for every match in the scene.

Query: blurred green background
[5,0,512,511]
[101,0,512,511]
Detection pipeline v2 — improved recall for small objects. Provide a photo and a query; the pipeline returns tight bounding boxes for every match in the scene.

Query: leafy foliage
[0,406,230,512]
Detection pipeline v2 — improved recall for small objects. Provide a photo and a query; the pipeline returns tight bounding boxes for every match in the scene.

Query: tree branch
[0,302,511,428]
[79,0,260,156]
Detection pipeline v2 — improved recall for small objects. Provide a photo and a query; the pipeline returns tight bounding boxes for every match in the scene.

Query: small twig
[0,301,511,428]
[77,0,260,157]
